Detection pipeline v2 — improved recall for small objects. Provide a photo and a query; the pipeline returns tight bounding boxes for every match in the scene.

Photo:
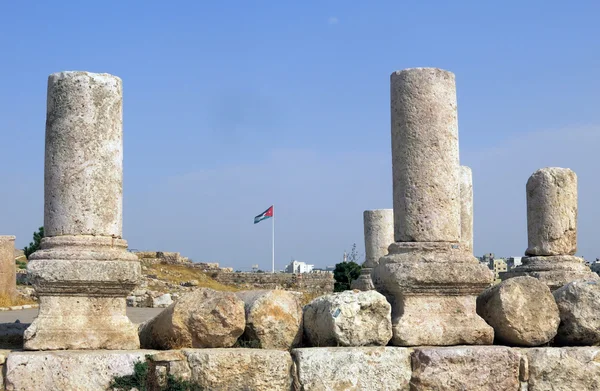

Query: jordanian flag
[254,205,274,224]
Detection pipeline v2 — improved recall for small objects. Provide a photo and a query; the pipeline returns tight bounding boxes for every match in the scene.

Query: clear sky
[1,1,600,270]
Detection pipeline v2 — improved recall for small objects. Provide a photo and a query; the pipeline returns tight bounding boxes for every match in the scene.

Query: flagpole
[272,205,275,273]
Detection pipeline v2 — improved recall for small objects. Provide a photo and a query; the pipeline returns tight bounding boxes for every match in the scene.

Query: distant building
[506,257,523,270]
[490,258,507,281]
[285,260,314,274]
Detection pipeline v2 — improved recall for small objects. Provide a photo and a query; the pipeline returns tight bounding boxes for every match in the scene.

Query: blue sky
[1,1,600,270]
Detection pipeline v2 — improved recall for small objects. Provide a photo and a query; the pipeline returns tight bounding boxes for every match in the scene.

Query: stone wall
[3,346,599,390]
[209,272,334,294]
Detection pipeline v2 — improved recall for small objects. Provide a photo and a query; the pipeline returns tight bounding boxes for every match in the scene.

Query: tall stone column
[460,166,474,253]
[373,68,493,346]
[501,167,598,291]
[24,71,141,350]
[0,236,16,300]
[351,209,393,291]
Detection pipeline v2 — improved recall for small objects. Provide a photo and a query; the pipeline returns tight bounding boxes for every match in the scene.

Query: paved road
[0,307,164,324]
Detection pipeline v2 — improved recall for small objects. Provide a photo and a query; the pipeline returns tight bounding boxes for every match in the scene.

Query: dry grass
[0,294,37,307]
[143,261,239,292]
[299,291,323,307]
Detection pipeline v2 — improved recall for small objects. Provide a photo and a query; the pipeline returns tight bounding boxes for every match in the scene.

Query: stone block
[476,276,559,346]
[410,346,521,391]
[0,237,16,299]
[139,288,245,349]
[553,280,600,345]
[182,348,293,391]
[4,350,156,391]
[293,347,411,391]
[236,290,303,349]
[303,290,392,347]
[526,347,600,391]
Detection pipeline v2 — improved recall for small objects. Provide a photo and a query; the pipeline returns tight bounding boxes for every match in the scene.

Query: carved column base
[500,255,599,292]
[24,236,141,350]
[373,242,494,346]
[350,268,375,291]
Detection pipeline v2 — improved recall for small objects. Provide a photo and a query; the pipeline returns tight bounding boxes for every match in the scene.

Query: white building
[285,260,314,274]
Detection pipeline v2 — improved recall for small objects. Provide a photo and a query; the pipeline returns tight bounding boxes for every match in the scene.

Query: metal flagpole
[272,205,275,273]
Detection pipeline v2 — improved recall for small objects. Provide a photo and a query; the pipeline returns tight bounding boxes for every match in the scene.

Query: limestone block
[293,347,411,391]
[410,346,521,391]
[44,71,124,237]
[391,68,460,242]
[236,290,303,349]
[553,280,600,345]
[152,293,172,308]
[4,350,157,391]
[476,276,559,346]
[303,290,392,347]
[526,167,577,256]
[460,166,474,252]
[139,288,245,349]
[182,348,293,391]
[0,237,16,299]
[350,269,375,291]
[526,347,600,391]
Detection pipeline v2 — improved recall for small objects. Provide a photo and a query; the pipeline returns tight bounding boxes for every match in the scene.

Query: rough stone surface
[553,280,600,345]
[236,290,302,350]
[410,346,521,391]
[501,255,599,291]
[476,276,559,346]
[152,293,172,308]
[139,288,245,349]
[373,242,494,346]
[25,71,141,350]
[0,237,16,299]
[4,350,156,391]
[44,71,124,237]
[526,167,577,256]
[391,68,460,242]
[293,347,411,391]
[351,209,394,291]
[460,166,474,252]
[183,348,293,391]
[303,290,392,347]
[526,347,600,391]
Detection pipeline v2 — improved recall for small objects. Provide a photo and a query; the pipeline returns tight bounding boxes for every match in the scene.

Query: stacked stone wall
[210,272,334,294]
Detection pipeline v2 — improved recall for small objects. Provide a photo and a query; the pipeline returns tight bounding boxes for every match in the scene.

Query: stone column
[373,68,493,346]
[501,167,598,291]
[351,209,393,291]
[460,166,474,253]
[0,236,16,300]
[24,71,141,350]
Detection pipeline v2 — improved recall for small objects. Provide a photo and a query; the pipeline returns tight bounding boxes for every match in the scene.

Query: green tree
[333,259,362,292]
[23,226,44,259]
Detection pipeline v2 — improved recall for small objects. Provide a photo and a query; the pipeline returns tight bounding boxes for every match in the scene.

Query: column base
[24,236,141,350]
[373,242,494,346]
[350,268,374,291]
[500,255,599,291]
[24,296,139,350]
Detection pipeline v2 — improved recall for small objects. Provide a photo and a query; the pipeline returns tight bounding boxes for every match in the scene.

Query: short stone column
[24,71,141,350]
[351,209,393,291]
[460,166,474,253]
[373,68,493,346]
[0,236,17,300]
[501,167,598,291]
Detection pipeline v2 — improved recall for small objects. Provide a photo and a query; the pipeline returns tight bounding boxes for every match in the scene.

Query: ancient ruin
[23,71,141,350]
[501,167,599,290]
[373,68,494,346]
[351,209,393,291]
[0,237,16,300]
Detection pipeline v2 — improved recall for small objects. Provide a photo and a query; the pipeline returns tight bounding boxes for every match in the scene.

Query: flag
[254,205,274,224]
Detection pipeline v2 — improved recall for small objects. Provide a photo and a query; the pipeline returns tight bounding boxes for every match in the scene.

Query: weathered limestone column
[0,236,17,300]
[501,167,598,291]
[373,68,493,346]
[24,71,141,350]
[351,209,393,291]
[460,166,474,253]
